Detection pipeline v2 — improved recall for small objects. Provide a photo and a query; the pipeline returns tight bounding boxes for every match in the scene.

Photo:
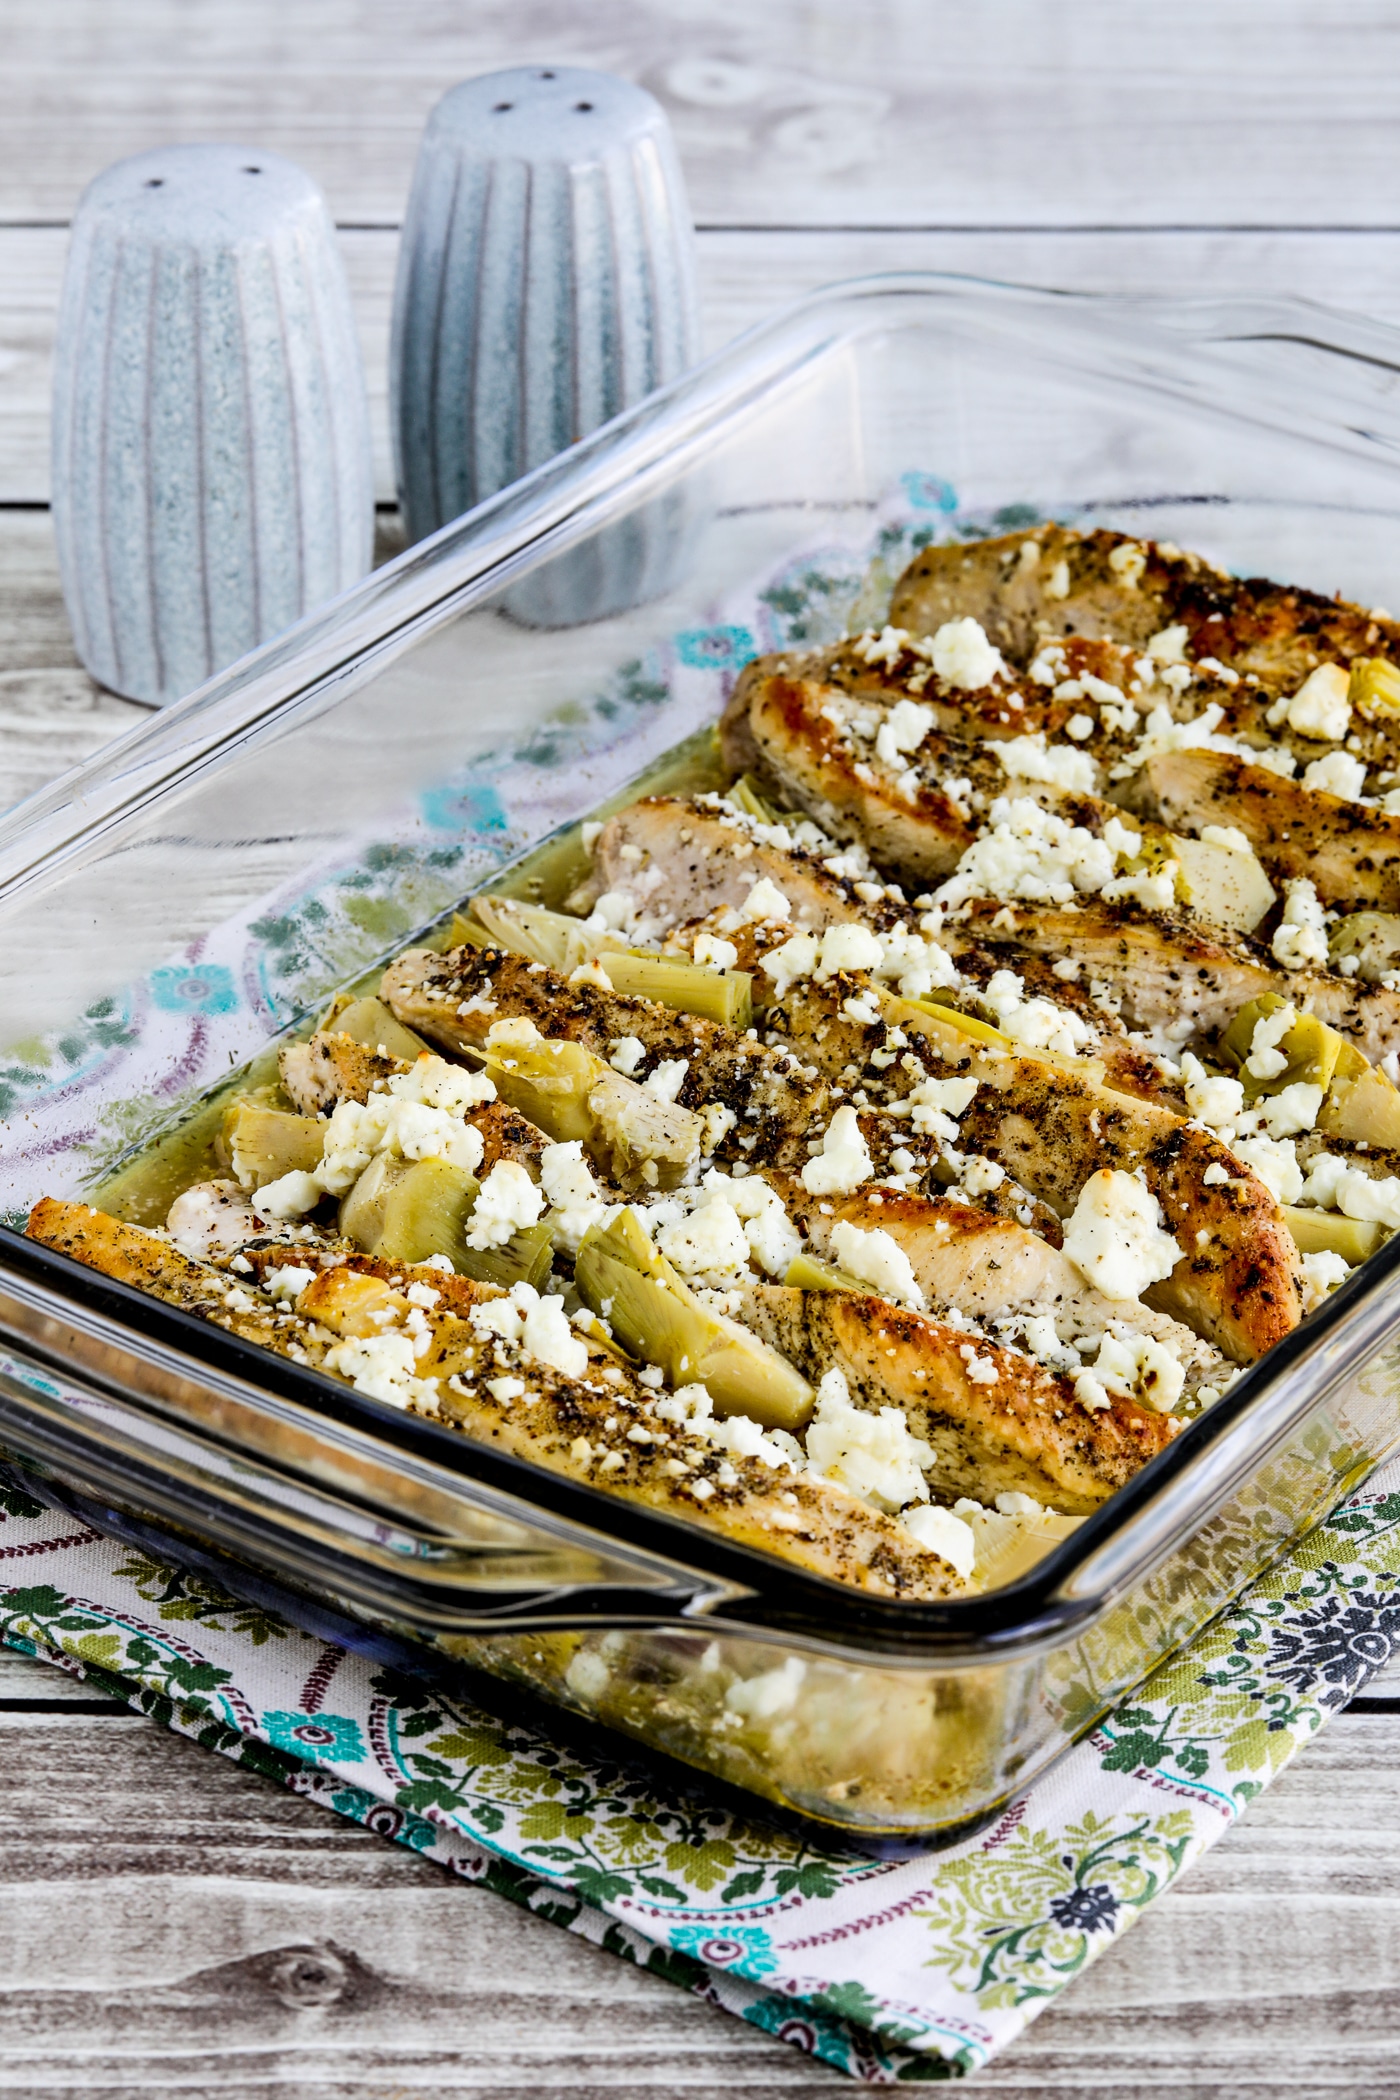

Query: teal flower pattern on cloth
[0,1468,1398,2082]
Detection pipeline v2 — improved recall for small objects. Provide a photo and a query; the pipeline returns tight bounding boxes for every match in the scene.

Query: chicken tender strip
[735,1286,1180,1514]
[380,944,827,1168]
[787,1185,1226,1402]
[26,1200,960,1601]
[1139,749,1400,913]
[889,523,1400,695]
[956,896,1400,1065]
[883,1000,1300,1363]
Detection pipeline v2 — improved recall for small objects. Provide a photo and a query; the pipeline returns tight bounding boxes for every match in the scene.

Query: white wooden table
[4,6,1400,2089]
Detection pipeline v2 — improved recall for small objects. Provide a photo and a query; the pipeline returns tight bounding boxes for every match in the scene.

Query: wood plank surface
[4,1,1400,231]
[5,3,1400,2090]
[0,1665,1395,2095]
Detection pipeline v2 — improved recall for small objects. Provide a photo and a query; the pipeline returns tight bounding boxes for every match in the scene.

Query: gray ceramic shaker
[52,144,374,707]
[390,66,700,625]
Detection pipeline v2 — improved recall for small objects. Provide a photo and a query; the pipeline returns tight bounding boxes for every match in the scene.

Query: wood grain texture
[0,1704,1392,2093]
[4,1,1400,231]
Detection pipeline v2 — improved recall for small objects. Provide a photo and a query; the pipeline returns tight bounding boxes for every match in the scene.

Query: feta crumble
[991,731,1098,794]
[901,1502,976,1577]
[464,1161,544,1250]
[928,617,1006,691]
[1271,880,1331,972]
[804,1366,932,1513]
[1284,663,1351,741]
[829,1219,926,1309]
[1061,1169,1182,1299]
[800,1106,874,1197]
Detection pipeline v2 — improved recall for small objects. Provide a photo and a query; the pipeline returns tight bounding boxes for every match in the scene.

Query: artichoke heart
[1349,656,1400,720]
[339,1152,553,1290]
[783,1249,866,1294]
[471,895,753,1028]
[222,1103,326,1192]
[1282,1207,1388,1265]
[485,1034,701,1192]
[1221,992,1400,1146]
[575,1210,813,1431]
[319,994,430,1064]
[1328,910,1400,986]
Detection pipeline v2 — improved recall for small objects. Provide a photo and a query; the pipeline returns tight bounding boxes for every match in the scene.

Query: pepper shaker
[391,66,700,623]
[52,144,374,707]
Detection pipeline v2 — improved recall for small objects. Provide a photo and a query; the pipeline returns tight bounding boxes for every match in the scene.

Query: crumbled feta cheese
[901,1502,976,1577]
[261,1263,316,1304]
[567,957,615,991]
[928,617,1006,690]
[324,1331,438,1411]
[1044,558,1071,600]
[841,990,883,1026]
[314,1089,485,1197]
[816,923,885,978]
[699,1102,738,1152]
[608,1035,647,1076]
[693,932,738,970]
[1146,623,1190,663]
[875,698,935,767]
[760,931,820,1000]
[392,1054,496,1114]
[830,1219,926,1309]
[1285,663,1351,741]
[1091,1330,1186,1414]
[1065,713,1095,741]
[657,1196,752,1288]
[1233,1133,1304,1204]
[991,731,1098,794]
[1298,1249,1351,1311]
[465,1161,544,1250]
[1300,1152,1400,1228]
[1107,541,1147,587]
[960,1155,1006,1196]
[1199,824,1253,855]
[1302,749,1367,801]
[1181,1052,1246,1130]
[1261,1080,1325,1138]
[251,1170,324,1220]
[1073,1369,1112,1412]
[1102,859,1180,912]
[740,878,791,922]
[521,1291,589,1377]
[804,1366,932,1513]
[1271,880,1331,972]
[906,1074,979,1140]
[540,1140,609,1254]
[1244,1001,1298,1080]
[934,796,1122,910]
[643,1058,689,1105]
[1061,1169,1182,1299]
[978,967,1090,1058]
[800,1106,874,1196]
[720,1172,802,1276]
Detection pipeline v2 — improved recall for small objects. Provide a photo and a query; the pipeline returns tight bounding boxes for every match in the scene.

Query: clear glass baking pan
[3,274,1400,1853]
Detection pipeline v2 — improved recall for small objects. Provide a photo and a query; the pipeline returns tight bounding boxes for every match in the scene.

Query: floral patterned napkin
[0,1460,1396,2082]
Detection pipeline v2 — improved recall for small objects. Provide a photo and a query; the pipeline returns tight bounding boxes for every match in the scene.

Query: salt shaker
[391,66,700,622]
[52,144,374,707]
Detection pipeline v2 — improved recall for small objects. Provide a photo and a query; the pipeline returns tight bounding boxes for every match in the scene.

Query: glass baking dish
[3,274,1400,1852]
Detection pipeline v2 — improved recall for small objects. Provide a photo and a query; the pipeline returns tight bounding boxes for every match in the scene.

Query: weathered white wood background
[5,3,1400,2089]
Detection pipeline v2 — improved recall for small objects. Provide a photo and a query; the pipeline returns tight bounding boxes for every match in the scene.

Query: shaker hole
[144,178,164,188]
[493,102,513,112]
[539,70,555,79]
[242,165,262,174]
[574,101,594,111]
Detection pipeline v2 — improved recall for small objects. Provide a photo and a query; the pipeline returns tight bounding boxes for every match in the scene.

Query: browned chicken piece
[734,666,987,881]
[589,796,890,935]
[26,1200,961,1601]
[786,1184,1226,1400]
[279,1032,401,1113]
[735,1286,1181,1514]
[881,1001,1300,1363]
[380,943,828,1168]
[278,1030,550,1175]
[888,522,1400,694]
[954,896,1400,1065]
[1137,749,1400,913]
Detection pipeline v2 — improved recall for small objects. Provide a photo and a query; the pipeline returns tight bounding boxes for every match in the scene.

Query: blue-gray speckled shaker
[52,144,373,706]
[391,66,700,624]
